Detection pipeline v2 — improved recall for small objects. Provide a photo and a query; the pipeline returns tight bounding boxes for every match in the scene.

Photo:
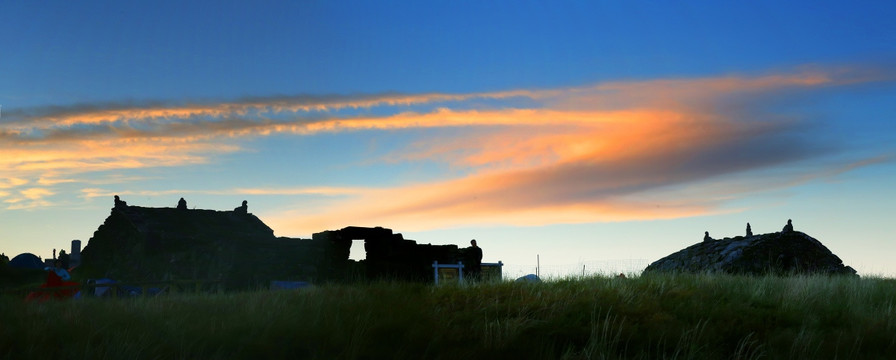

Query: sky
[2,1,895,278]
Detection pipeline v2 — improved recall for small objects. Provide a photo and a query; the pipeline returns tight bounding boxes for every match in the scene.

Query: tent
[25,269,80,302]
[9,253,44,269]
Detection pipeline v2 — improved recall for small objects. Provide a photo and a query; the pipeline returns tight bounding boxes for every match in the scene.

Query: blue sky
[2,1,895,277]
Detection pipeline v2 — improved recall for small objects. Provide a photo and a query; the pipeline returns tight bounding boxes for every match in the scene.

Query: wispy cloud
[2,187,56,210]
[2,65,891,228]
[79,186,367,200]
[1,91,536,128]
[262,109,824,233]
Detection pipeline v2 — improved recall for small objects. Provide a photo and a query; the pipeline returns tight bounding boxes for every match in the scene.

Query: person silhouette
[703,231,713,242]
[746,223,753,237]
[468,239,483,281]
[177,197,187,210]
[234,200,248,214]
[782,219,794,233]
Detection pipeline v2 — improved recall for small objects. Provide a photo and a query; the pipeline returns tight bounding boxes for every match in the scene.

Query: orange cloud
[264,106,812,234]
[2,65,886,220]
[5,91,536,129]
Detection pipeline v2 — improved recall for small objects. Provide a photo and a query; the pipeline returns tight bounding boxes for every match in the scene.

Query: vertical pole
[537,255,540,278]
[458,261,464,283]
[433,261,439,285]
[583,265,585,278]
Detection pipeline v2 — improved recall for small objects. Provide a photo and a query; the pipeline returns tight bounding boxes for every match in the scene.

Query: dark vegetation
[2,273,895,359]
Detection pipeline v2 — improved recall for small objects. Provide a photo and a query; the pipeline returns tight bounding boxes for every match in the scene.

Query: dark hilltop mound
[644,228,857,276]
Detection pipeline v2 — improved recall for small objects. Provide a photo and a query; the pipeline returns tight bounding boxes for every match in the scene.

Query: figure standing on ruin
[782,219,794,233]
[114,195,127,209]
[234,200,248,215]
[746,223,753,237]
[58,250,70,269]
[703,231,713,242]
[177,197,187,210]
[467,239,483,281]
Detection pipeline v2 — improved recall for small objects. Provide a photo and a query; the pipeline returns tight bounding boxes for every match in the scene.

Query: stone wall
[79,200,469,288]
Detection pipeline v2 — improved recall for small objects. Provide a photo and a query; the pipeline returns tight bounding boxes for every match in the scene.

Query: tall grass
[2,273,895,359]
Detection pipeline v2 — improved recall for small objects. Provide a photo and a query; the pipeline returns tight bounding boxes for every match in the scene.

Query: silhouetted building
[79,201,470,289]
[71,240,81,267]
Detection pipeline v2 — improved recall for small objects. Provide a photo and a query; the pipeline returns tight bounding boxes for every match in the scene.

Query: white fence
[501,259,649,280]
[432,261,504,284]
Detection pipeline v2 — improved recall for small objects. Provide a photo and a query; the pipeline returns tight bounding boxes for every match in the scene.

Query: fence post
[433,261,439,285]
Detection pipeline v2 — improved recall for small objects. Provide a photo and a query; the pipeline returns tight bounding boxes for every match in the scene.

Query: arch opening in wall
[349,240,366,261]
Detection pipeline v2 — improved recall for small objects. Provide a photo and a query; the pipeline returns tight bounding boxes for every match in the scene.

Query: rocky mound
[644,231,857,276]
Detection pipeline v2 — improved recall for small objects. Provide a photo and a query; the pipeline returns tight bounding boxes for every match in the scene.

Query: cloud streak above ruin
[2,65,890,225]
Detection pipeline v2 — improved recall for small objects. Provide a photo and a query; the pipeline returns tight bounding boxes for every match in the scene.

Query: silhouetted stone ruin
[645,221,856,276]
[312,226,459,282]
[79,197,473,289]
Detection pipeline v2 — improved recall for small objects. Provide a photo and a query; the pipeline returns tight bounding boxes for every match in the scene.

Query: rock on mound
[644,231,857,276]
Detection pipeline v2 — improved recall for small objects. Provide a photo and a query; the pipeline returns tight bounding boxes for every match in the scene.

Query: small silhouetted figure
[234,200,248,215]
[58,250,70,269]
[114,195,127,208]
[468,239,483,281]
[703,231,713,242]
[746,223,753,237]
[782,219,794,233]
[177,197,187,210]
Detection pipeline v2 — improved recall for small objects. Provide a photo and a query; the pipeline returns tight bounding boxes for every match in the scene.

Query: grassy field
[1,273,895,359]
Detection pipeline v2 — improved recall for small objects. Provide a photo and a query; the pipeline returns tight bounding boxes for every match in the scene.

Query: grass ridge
[2,273,895,359]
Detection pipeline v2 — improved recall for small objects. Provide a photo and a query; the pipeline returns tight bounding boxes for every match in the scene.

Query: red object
[25,270,79,302]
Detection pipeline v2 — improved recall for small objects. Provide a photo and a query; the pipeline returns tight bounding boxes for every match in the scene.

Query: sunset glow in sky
[2,2,895,277]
